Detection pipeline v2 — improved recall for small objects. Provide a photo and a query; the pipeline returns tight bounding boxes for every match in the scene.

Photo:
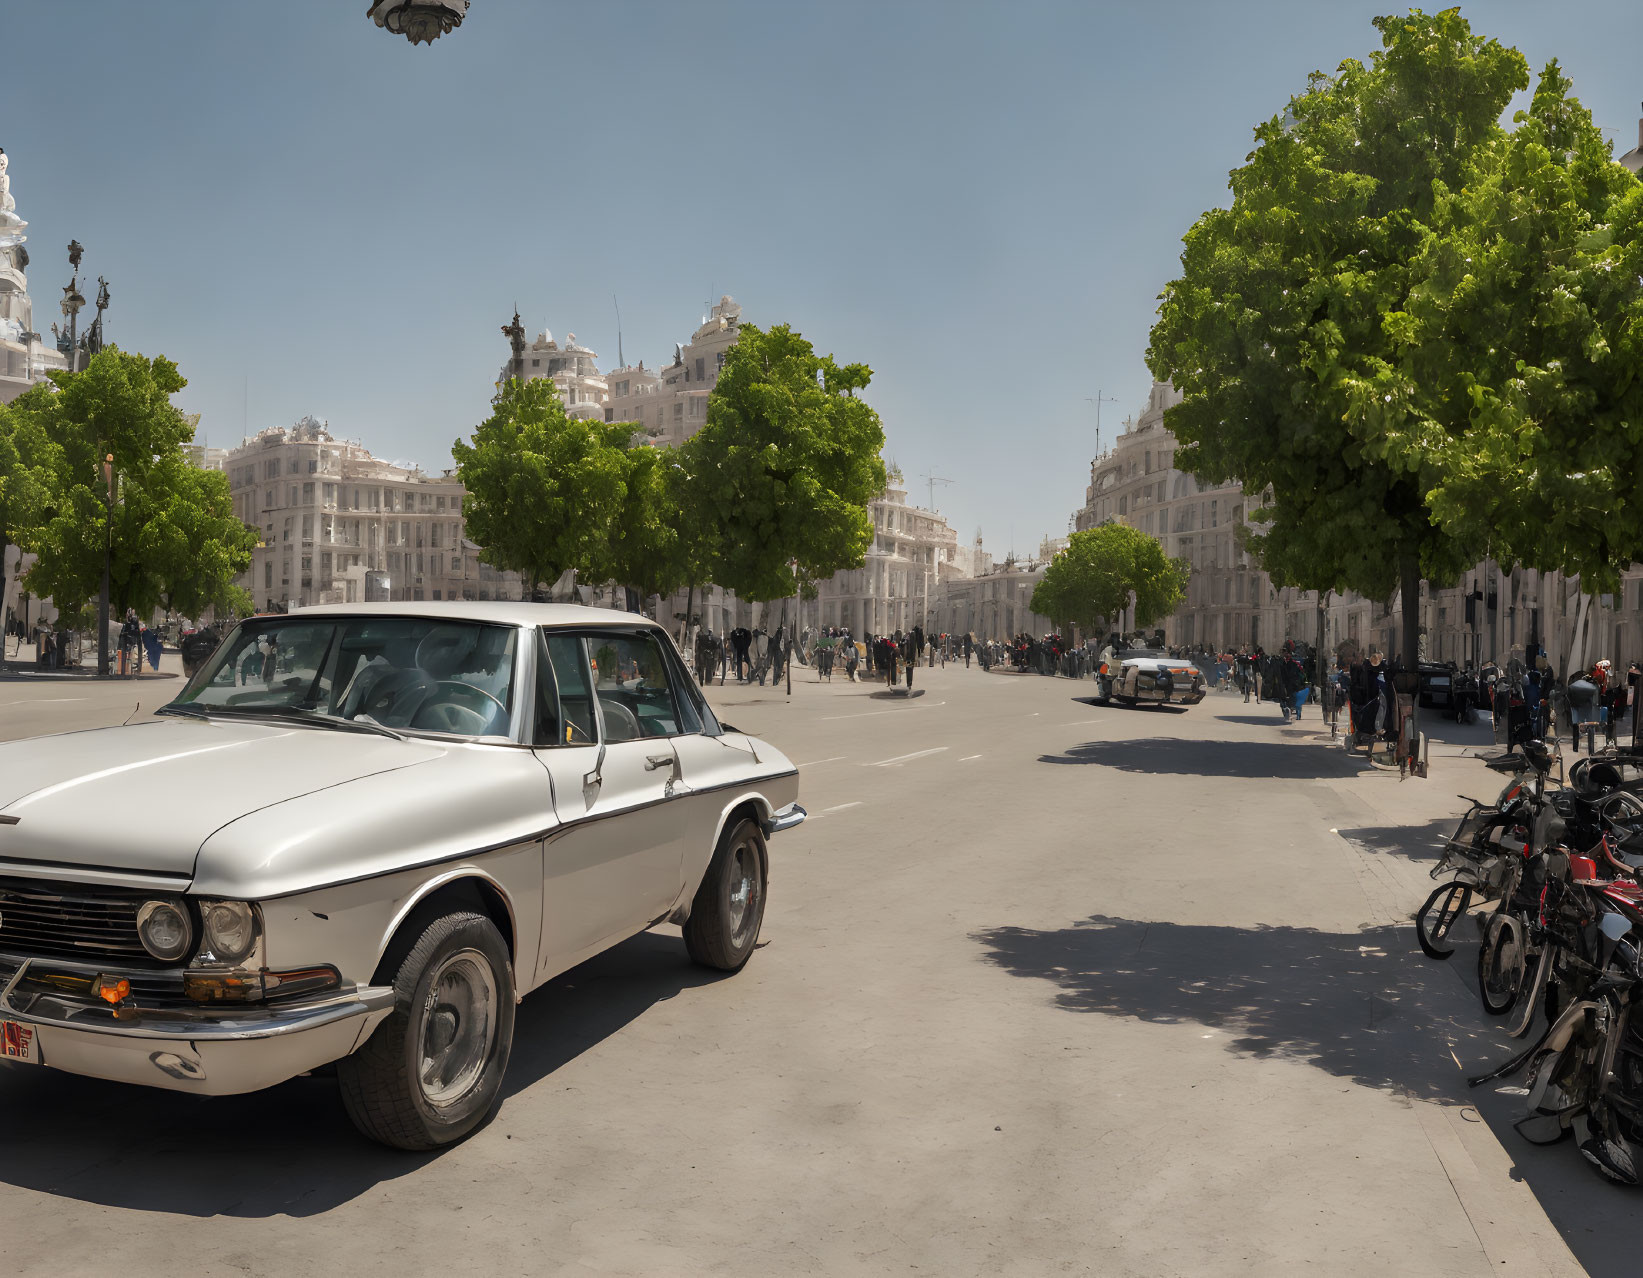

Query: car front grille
[0,880,157,966]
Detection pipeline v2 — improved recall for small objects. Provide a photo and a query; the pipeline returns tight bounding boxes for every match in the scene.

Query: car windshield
[170,616,519,738]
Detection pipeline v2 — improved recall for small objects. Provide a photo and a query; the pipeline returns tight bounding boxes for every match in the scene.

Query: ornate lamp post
[59,240,85,373]
[367,0,469,44]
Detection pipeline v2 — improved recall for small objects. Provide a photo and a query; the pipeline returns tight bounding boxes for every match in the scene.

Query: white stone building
[0,149,68,406]
[808,480,962,636]
[930,557,1055,643]
[225,417,522,612]
[498,323,609,421]
[605,295,743,446]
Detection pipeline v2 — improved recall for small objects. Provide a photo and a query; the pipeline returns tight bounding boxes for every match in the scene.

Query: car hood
[0,717,443,881]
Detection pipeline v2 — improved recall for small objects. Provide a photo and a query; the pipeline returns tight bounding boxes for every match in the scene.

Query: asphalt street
[0,656,1627,1275]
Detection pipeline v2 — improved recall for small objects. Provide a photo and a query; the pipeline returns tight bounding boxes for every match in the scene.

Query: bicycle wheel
[1416,881,1473,959]
[1478,911,1526,1016]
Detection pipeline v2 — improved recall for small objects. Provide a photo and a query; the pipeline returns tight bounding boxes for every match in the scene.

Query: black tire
[338,911,515,1151]
[1416,881,1472,959]
[1478,912,1526,1016]
[684,817,768,972]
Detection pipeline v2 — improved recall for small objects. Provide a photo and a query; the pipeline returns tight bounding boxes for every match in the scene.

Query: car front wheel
[684,817,768,971]
[338,911,516,1151]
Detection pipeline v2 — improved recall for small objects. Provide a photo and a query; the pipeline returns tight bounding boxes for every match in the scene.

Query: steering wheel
[410,682,508,735]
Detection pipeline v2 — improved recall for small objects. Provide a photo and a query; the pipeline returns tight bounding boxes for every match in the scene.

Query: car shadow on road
[1038,737,1364,779]
[974,913,1641,1278]
[0,931,717,1218]
[1068,697,1190,714]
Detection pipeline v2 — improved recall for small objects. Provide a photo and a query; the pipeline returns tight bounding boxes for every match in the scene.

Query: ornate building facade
[225,417,522,612]
[810,480,963,636]
[0,148,68,406]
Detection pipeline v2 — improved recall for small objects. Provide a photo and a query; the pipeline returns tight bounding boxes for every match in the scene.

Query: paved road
[0,659,1624,1275]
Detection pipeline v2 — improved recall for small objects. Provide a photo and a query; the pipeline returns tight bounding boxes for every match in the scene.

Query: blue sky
[4,1,1640,555]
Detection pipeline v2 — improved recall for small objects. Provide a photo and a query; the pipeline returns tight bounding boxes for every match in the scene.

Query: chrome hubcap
[418,948,497,1109]
[727,842,761,944]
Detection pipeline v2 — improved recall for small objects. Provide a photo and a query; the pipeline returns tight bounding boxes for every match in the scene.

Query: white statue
[0,148,14,214]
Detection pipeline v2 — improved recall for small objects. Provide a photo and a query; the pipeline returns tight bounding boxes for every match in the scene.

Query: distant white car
[0,603,803,1149]
[1094,649,1207,707]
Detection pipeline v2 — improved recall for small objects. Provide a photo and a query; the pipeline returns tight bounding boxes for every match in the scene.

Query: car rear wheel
[684,817,768,972]
[338,911,515,1151]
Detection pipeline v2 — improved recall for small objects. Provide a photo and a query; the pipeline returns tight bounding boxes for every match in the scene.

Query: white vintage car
[0,604,803,1149]
[1093,649,1207,707]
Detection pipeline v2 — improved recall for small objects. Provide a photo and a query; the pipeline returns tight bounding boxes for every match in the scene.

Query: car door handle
[644,753,675,772]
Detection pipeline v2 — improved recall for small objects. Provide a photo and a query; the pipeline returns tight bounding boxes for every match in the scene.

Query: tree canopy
[452,377,637,597]
[9,348,256,621]
[1147,8,1533,662]
[1410,61,1643,589]
[686,323,887,602]
[1030,524,1189,635]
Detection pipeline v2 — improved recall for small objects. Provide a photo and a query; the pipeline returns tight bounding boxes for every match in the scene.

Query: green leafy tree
[1147,9,1530,664]
[1031,524,1189,636]
[17,347,255,620]
[606,440,686,606]
[687,323,887,605]
[1409,62,1643,594]
[0,389,57,619]
[452,377,636,598]
[136,455,259,619]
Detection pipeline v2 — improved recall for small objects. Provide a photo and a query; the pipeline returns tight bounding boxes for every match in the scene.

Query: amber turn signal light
[94,975,130,1005]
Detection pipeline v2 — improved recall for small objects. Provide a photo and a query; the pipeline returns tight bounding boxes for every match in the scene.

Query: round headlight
[136,900,194,963]
[202,901,257,965]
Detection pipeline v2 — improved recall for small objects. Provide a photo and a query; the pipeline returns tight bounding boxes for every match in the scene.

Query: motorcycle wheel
[1478,912,1526,1016]
[1417,881,1473,959]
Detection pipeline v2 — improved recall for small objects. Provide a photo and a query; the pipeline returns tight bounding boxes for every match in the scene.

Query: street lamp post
[99,452,113,677]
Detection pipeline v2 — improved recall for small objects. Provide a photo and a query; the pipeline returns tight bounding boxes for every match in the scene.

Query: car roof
[264,601,664,630]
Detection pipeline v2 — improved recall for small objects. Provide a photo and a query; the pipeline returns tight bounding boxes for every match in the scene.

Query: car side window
[587,632,682,741]
[539,631,596,746]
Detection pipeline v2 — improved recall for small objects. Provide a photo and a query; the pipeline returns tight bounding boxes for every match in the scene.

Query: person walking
[119,609,141,676]
[730,625,752,683]
[1567,668,1600,754]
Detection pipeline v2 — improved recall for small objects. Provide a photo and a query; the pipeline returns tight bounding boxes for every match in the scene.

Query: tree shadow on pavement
[974,913,1641,1278]
[0,931,717,1218]
[1038,737,1364,779]
[1335,817,1459,868]
[1212,714,1301,727]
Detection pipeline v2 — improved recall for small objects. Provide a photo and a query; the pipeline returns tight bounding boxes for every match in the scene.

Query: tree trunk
[682,581,696,649]
[1399,556,1420,671]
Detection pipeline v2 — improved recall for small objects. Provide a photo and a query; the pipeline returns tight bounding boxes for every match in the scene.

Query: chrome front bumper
[0,957,395,1095]
[765,803,807,835]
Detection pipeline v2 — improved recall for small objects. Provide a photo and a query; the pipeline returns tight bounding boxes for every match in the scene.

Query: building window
[531,358,540,368]
[432,589,442,600]
[307,459,317,473]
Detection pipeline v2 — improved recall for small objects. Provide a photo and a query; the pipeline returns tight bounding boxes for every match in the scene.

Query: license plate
[0,1018,39,1064]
